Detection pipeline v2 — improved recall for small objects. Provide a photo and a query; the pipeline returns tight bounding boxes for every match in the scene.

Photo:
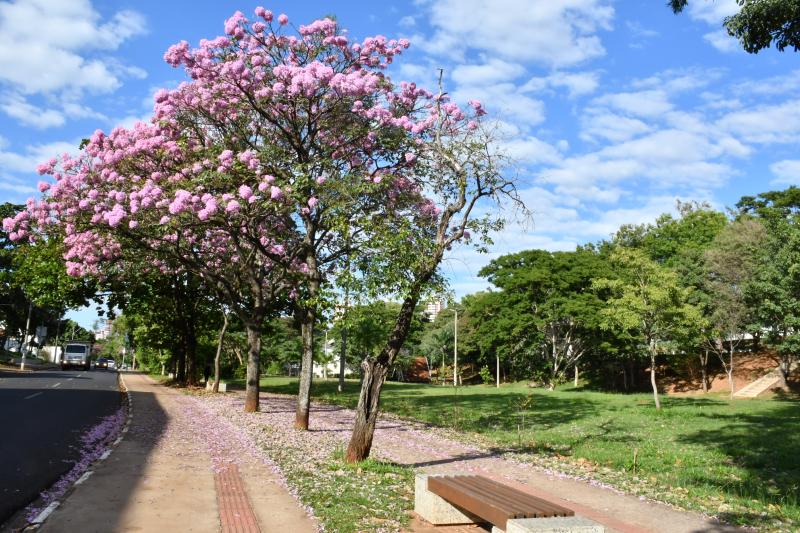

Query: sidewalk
[38,373,317,533]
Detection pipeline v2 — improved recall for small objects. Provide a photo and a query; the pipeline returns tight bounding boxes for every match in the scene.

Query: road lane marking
[51,382,61,388]
[66,377,74,381]
[24,392,43,400]
[99,449,111,460]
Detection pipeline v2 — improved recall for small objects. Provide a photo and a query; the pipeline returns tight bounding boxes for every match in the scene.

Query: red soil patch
[663,350,785,395]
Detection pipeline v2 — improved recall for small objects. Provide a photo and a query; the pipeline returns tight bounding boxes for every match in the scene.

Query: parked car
[107,359,116,370]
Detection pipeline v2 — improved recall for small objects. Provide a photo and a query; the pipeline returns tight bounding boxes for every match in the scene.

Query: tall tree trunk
[700,348,709,393]
[650,351,661,410]
[175,342,186,384]
[185,316,198,386]
[574,365,579,387]
[213,310,229,393]
[295,306,316,430]
[338,327,346,393]
[244,321,262,413]
[346,358,389,461]
[346,285,424,462]
[728,340,736,399]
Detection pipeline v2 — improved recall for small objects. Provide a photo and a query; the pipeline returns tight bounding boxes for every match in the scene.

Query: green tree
[478,248,609,389]
[737,187,800,384]
[615,202,728,391]
[669,0,800,53]
[595,248,704,410]
[704,217,767,397]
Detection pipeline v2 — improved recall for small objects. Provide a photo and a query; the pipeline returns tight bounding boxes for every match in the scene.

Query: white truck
[62,341,92,371]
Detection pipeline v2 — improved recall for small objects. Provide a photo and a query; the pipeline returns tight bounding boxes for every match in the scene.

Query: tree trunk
[175,342,186,384]
[346,283,425,462]
[338,327,346,393]
[185,316,198,386]
[295,306,316,430]
[496,353,500,388]
[244,322,262,413]
[650,352,661,410]
[345,359,389,462]
[622,362,628,391]
[213,311,229,394]
[728,341,736,399]
[699,349,709,394]
[574,365,579,387]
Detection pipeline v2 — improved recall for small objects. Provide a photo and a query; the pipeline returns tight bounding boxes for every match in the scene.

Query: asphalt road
[0,368,122,526]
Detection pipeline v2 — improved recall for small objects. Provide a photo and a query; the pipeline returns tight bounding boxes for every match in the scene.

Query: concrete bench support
[414,474,483,525]
[205,381,227,392]
[495,516,605,533]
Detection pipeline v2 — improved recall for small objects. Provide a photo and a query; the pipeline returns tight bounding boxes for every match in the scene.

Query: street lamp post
[453,309,458,387]
[21,302,32,371]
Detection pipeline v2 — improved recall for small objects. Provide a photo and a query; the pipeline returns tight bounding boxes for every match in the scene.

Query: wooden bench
[427,475,574,531]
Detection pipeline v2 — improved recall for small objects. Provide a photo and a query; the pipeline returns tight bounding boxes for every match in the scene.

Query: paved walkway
[38,373,316,533]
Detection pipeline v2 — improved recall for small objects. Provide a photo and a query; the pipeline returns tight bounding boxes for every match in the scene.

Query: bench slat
[428,476,520,527]
[461,476,574,518]
[454,476,535,516]
[427,475,574,529]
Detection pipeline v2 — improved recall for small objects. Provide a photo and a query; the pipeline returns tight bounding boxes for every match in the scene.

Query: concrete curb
[23,372,133,531]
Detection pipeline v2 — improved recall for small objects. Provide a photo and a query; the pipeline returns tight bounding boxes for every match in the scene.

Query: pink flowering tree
[4,122,297,410]
[155,9,466,428]
[4,9,520,425]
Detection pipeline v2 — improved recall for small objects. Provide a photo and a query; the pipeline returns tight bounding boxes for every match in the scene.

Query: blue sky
[0,0,798,328]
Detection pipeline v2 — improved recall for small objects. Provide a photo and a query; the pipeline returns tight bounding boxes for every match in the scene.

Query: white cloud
[718,100,800,143]
[581,111,651,142]
[523,71,600,98]
[417,0,614,67]
[687,0,739,25]
[0,137,79,174]
[0,176,36,194]
[0,0,146,127]
[591,90,673,118]
[704,29,739,53]
[0,93,64,128]
[452,83,545,126]
[451,59,525,86]
[734,70,800,97]
[770,160,800,185]
[632,68,720,93]
[398,15,416,27]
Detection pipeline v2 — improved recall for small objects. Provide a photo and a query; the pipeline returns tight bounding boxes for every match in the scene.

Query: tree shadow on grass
[677,400,800,529]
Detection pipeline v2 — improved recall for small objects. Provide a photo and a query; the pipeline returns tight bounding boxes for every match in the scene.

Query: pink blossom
[255,7,273,22]
[278,13,289,25]
[226,200,241,213]
[238,184,253,200]
[270,186,283,200]
[307,197,318,208]
[37,181,50,192]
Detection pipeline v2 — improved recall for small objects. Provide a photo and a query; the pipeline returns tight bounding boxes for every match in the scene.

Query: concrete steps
[734,361,797,398]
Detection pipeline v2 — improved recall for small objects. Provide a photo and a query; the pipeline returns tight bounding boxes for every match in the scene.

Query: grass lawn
[255,376,799,531]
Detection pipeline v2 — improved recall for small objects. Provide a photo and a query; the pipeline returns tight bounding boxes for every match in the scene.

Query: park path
[239,392,745,533]
[38,373,317,533]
